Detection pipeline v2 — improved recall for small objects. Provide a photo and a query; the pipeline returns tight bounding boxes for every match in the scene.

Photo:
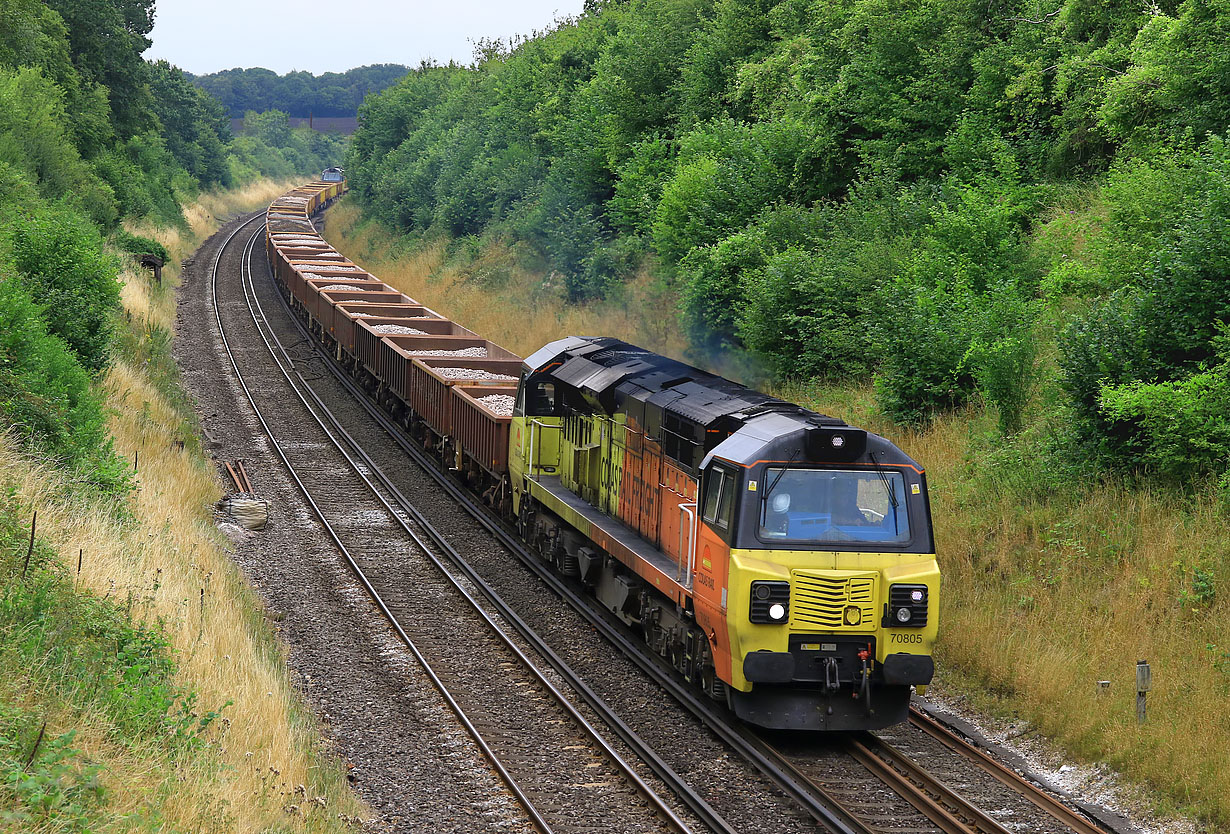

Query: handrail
[680,502,697,590]
[526,417,552,481]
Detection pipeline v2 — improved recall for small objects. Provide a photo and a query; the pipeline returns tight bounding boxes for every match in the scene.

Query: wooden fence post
[21,511,36,576]
[1136,660,1151,724]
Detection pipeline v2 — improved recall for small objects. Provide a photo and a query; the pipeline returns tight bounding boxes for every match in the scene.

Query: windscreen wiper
[764,449,800,500]
[869,450,899,510]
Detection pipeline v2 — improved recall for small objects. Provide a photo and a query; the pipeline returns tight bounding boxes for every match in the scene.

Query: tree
[44,0,157,139]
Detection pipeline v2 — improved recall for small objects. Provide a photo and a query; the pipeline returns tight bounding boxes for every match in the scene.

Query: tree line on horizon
[190,64,412,119]
[344,0,1230,489]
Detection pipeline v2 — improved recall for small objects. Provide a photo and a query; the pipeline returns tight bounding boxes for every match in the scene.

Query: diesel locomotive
[264,181,939,731]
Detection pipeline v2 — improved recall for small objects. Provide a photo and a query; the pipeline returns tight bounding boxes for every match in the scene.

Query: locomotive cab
[509,336,939,732]
[700,419,939,731]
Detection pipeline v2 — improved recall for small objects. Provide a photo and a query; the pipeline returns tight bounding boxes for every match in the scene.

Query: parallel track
[245,198,1117,834]
[211,212,720,834]
[908,709,1109,834]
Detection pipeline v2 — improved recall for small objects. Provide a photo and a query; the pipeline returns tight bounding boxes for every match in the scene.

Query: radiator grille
[790,571,878,629]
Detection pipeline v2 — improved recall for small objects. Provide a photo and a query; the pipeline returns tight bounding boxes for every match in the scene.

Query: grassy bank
[1,180,367,832]
[323,200,690,361]
[782,380,1227,826]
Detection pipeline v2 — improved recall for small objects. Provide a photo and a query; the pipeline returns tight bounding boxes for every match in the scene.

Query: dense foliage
[191,64,411,118]
[347,0,1230,484]
[0,0,347,495]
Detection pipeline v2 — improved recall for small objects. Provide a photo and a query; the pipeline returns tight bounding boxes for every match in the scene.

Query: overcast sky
[147,0,586,76]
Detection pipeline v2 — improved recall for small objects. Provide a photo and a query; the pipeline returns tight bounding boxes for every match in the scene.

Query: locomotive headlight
[884,583,929,629]
[749,581,790,624]
[831,434,846,448]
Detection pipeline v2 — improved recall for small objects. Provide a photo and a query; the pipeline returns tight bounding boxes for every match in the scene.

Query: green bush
[1097,361,1230,480]
[5,205,121,373]
[1102,0,1230,149]
[609,134,677,238]
[961,303,1039,435]
[741,244,884,379]
[877,280,1041,428]
[874,282,981,424]
[1060,137,1230,456]
[652,117,833,265]
[111,229,168,264]
[92,134,185,226]
[679,203,817,355]
[0,65,118,226]
[870,181,1039,424]
[0,277,130,496]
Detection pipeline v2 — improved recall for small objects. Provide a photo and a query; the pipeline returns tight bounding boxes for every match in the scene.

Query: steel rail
[209,213,554,834]
[846,735,1012,834]
[237,223,716,834]
[908,708,1110,834]
[276,204,871,834]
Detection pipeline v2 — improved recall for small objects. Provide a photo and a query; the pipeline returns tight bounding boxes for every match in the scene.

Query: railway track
[209,200,1124,834]
[270,204,1122,834]
[209,213,728,834]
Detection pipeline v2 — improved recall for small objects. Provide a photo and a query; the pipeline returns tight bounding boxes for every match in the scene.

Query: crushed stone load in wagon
[476,394,516,416]
[319,283,372,291]
[315,264,362,271]
[349,311,375,317]
[409,347,489,357]
[278,239,328,246]
[302,272,366,282]
[434,367,517,381]
[274,196,308,204]
[369,324,426,335]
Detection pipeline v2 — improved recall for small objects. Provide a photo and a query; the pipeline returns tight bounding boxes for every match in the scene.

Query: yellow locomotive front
[695,419,938,731]
[508,337,936,732]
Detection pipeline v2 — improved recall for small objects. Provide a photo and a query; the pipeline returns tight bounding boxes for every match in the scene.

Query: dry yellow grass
[324,200,689,359]
[2,179,366,832]
[785,381,1229,826]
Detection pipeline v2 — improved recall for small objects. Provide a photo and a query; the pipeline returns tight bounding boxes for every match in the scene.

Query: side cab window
[702,465,738,542]
[517,374,560,417]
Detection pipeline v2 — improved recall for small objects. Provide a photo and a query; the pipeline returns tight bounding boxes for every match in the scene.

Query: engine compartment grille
[790,570,878,629]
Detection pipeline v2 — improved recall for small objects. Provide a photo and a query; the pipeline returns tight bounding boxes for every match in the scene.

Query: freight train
[264,180,939,731]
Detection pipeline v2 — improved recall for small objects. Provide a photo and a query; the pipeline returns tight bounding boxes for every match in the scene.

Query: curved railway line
[210,213,718,834]
[200,193,1130,834]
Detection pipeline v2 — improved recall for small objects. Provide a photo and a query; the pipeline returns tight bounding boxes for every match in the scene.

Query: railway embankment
[0,182,365,832]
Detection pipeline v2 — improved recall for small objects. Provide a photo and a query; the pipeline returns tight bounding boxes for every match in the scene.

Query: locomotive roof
[525,336,845,429]
[525,336,921,472]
